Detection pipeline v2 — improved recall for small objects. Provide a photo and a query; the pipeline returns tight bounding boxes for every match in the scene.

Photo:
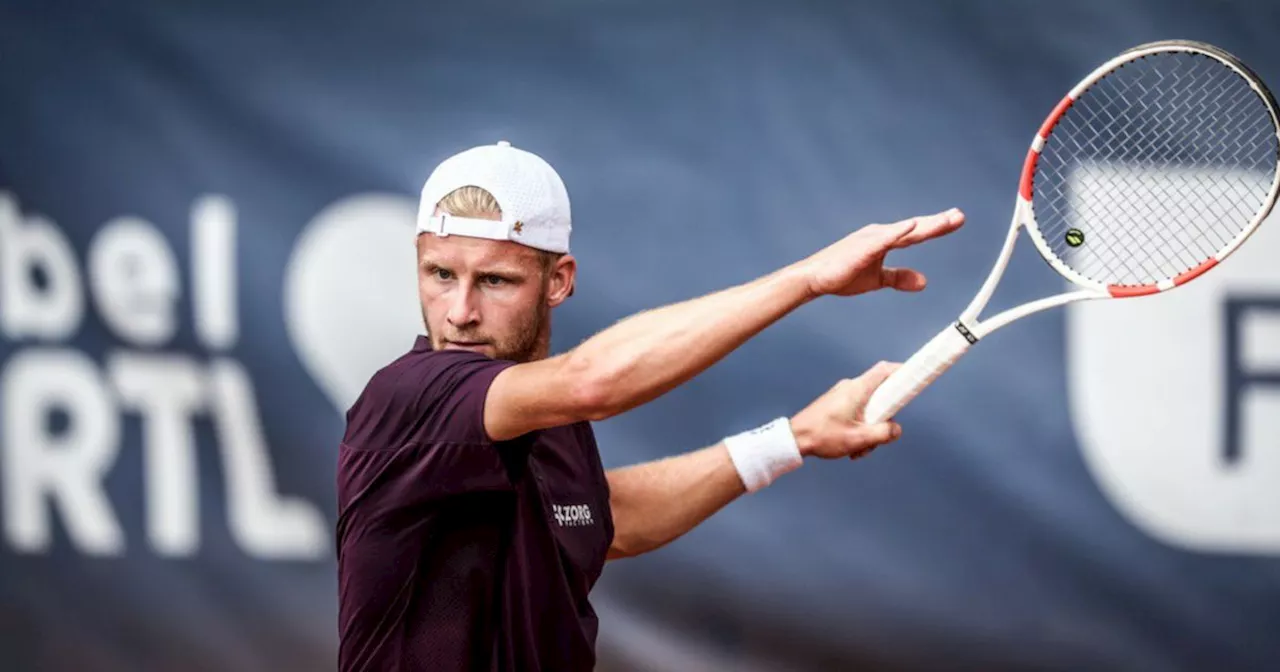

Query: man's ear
[548,254,577,306]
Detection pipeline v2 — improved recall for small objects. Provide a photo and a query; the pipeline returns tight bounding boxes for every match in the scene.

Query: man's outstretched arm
[606,362,902,560]
[485,209,964,441]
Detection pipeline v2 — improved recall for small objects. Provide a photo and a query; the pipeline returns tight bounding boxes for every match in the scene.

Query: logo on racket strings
[1065,228,1085,247]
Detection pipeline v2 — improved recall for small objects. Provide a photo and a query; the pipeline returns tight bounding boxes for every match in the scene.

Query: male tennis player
[335,141,963,671]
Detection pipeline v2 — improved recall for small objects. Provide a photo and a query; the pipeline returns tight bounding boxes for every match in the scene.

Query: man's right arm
[483,208,965,441]
[485,263,811,441]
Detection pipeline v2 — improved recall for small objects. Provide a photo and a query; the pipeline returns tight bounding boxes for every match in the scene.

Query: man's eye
[481,275,506,286]
[433,268,454,281]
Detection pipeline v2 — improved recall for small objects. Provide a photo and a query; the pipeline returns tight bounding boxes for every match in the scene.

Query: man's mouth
[443,340,490,350]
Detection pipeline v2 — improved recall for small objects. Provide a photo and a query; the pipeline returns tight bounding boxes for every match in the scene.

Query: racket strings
[1051,60,1264,265]
[1032,51,1277,287]
[1046,59,1271,281]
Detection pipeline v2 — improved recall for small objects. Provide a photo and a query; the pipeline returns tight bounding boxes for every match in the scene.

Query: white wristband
[723,417,803,493]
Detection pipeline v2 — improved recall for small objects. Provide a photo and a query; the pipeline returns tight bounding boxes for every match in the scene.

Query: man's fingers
[868,219,919,249]
[893,208,964,248]
[881,267,927,292]
[845,421,902,455]
[851,208,961,267]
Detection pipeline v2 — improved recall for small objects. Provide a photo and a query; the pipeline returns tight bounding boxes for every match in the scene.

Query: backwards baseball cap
[416,140,572,253]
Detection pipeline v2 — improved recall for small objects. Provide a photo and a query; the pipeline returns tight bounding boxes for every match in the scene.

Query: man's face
[415,232,573,362]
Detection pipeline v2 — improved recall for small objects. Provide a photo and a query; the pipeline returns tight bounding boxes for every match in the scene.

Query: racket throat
[953,320,980,345]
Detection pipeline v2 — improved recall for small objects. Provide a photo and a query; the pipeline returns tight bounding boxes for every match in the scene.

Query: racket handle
[862,323,973,424]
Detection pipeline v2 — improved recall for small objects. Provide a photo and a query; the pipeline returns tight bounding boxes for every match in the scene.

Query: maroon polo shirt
[336,336,614,671]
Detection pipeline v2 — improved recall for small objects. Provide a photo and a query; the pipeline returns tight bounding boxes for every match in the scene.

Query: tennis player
[335,141,964,671]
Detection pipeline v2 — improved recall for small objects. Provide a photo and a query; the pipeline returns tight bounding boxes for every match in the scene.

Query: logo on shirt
[552,503,594,528]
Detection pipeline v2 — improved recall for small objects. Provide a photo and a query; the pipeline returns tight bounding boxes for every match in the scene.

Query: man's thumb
[853,361,901,400]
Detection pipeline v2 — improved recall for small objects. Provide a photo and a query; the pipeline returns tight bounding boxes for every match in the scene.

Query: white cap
[416,140,572,253]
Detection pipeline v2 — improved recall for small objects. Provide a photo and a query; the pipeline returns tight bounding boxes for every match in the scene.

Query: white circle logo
[1067,167,1280,554]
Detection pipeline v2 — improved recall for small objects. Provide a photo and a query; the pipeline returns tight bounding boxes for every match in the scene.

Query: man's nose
[445,284,480,328]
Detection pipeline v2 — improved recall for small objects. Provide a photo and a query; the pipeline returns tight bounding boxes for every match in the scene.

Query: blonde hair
[436,186,563,273]
[437,185,502,219]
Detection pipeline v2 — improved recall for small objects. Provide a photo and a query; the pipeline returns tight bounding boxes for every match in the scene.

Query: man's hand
[801,208,965,298]
[790,362,904,460]
[607,361,908,559]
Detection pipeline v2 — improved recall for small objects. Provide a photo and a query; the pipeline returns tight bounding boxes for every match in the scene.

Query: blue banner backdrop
[1,1,1279,670]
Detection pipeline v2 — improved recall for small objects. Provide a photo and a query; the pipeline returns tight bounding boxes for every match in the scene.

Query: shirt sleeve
[346,349,514,444]
[339,349,520,505]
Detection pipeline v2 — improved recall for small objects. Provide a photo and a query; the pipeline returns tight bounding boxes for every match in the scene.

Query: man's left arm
[606,443,742,560]
[606,361,903,560]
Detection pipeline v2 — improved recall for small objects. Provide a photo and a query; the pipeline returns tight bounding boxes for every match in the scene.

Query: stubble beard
[423,293,551,363]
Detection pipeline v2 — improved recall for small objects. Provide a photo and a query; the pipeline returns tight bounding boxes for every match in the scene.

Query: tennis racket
[863,39,1280,425]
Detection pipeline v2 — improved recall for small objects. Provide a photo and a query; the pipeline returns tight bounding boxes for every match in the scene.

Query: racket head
[1018,40,1280,297]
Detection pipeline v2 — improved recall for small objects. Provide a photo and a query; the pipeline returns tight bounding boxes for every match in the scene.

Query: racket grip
[862,323,973,424]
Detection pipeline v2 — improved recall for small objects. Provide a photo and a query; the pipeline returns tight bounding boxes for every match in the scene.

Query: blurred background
[2,1,1280,670]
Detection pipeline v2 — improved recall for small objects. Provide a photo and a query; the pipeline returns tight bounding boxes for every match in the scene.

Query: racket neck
[960,204,1026,330]
[981,290,1103,334]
